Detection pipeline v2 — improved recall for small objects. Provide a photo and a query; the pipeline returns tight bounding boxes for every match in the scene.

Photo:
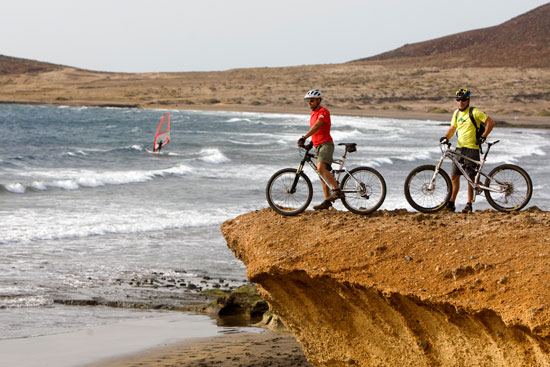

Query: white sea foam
[4,164,195,193]
[31,181,47,191]
[64,150,88,157]
[163,163,195,175]
[227,117,253,123]
[227,139,265,146]
[0,206,235,244]
[397,150,437,162]
[331,129,365,141]
[360,157,394,168]
[487,135,547,164]
[50,180,79,190]
[0,295,53,308]
[199,148,230,163]
[5,183,25,194]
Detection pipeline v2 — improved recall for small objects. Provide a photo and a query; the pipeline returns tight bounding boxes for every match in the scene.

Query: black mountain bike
[404,140,533,213]
[266,142,386,216]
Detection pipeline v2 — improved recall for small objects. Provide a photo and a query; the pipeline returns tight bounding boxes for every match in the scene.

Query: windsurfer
[150,113,170,154]
[155,140,163,152]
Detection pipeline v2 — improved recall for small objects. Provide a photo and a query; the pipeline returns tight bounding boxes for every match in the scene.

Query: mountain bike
[404,140,532,213]
[266,142,386,216]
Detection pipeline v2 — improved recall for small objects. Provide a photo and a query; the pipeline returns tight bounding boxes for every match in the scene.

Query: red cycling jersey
[310,106,333,147]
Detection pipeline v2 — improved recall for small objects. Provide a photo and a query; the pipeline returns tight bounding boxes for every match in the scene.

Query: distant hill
[354,3,550,68]
[0,55,64,75]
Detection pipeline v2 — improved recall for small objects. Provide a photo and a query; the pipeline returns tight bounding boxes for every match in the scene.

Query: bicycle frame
[430,140,503,201]
[290,144,360,194]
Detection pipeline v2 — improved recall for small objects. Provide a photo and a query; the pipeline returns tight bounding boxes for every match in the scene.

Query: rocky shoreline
[49,268,276,327]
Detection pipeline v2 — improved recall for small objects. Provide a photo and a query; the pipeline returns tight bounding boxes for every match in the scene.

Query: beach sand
[0,311,306,367]
[91,331,311,367]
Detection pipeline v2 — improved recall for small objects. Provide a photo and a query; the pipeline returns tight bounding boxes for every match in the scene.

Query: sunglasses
[456,98,469,102]
[307,99,317,103]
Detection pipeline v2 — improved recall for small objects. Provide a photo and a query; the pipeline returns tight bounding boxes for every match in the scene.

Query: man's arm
[298,119,325,146]
[443,125,457,140]
[303,119,325,140]
[482,116,495,138]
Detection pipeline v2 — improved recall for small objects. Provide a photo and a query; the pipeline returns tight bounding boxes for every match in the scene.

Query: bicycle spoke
[404,165,451,213]
[266,169,313,215]
[485,165,532,211]
[341,167,386,214]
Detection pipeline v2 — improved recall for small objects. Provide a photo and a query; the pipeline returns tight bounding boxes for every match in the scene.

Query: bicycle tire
[340,167,386,215]
[404,165,451,213]
[484,164,532,212]
[266,168,313,216]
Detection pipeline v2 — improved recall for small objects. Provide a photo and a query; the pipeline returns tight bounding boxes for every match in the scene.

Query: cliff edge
[221,208,550,366]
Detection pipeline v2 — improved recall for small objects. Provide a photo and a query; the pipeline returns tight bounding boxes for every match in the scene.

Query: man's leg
[317,161,338,199]
[443,174,460,211]
[450,174,460,202]
[461,173,476,213]
[466,175,475,203]
[461,149,479,213]
[313,162,339,210]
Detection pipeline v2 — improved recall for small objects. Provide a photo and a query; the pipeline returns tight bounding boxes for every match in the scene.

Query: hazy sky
[2,1,548,72]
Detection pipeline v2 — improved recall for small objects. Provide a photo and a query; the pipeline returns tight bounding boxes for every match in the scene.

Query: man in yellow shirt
[440,89,495,213]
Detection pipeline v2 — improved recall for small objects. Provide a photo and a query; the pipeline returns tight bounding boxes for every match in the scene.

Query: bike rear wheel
[266,168,313,216]
[404,165,451,213]
[341,167,386,214]
[484,164,532,212]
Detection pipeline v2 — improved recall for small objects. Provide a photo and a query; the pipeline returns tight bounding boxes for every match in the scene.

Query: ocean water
[1,104,549,340]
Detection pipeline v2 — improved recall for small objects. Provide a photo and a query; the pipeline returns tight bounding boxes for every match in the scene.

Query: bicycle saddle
[338,143,357,153]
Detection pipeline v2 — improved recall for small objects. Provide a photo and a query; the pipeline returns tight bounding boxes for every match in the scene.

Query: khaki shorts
[315,142,335,166]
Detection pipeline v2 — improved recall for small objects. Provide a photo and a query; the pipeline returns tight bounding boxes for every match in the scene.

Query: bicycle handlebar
[298,141,314,151]
[439,139,500,148]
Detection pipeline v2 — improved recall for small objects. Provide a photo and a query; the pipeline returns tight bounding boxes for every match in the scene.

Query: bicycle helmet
[455,88,471,99]
[304,89,323,99]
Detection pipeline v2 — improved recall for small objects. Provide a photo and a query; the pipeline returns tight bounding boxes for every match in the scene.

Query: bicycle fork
[289,163,306,193]
[428,156,446,191]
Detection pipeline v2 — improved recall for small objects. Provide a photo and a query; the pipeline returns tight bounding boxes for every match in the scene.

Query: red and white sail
[153,114,170,151]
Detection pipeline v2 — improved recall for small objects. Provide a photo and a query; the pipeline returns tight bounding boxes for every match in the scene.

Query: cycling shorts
[451,147,480,177]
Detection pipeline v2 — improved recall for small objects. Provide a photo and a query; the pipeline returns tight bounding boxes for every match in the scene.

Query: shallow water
[1,104,548,339]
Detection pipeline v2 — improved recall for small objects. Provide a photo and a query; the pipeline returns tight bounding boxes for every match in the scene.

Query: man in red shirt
[297,89,344,210]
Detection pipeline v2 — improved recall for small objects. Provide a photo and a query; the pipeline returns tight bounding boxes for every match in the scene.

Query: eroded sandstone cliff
[221,208,550,367]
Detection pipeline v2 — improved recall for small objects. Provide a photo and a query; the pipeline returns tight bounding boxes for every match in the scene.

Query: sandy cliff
[221,208,550,367]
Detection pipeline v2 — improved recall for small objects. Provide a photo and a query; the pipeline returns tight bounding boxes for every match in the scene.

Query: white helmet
[304,89,322,99]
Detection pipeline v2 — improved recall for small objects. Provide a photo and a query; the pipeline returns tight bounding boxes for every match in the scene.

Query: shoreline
[2,100,549,129]
[0,312,278,367]
[90,331,310,367]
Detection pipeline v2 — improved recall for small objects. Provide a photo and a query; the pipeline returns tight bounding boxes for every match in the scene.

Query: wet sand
[0,313,272,367]
[91,331,310,367]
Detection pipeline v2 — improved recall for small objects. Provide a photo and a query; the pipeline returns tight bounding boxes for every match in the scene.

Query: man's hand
[297,136,306,147]
[476,136,486,145]
[440,136,449,144]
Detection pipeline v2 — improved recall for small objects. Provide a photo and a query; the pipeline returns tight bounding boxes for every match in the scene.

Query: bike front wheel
[266,168,313,216]
[484,164,532,212]
[404,165,451,213]
[340,167,386,214]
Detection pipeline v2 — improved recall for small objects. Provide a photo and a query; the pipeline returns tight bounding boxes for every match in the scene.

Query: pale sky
[2,0,548,72]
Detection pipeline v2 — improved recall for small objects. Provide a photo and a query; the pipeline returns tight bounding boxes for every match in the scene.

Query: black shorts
[451,147,480,177]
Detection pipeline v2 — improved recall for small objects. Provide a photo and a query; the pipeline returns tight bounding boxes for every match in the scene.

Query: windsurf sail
[153,113,170,152]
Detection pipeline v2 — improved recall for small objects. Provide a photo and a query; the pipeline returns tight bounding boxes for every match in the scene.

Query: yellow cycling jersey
[451,106,488,149]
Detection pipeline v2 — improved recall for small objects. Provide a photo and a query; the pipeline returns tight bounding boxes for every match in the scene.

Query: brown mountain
[354,3,550,68]
[0,54,64,75]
